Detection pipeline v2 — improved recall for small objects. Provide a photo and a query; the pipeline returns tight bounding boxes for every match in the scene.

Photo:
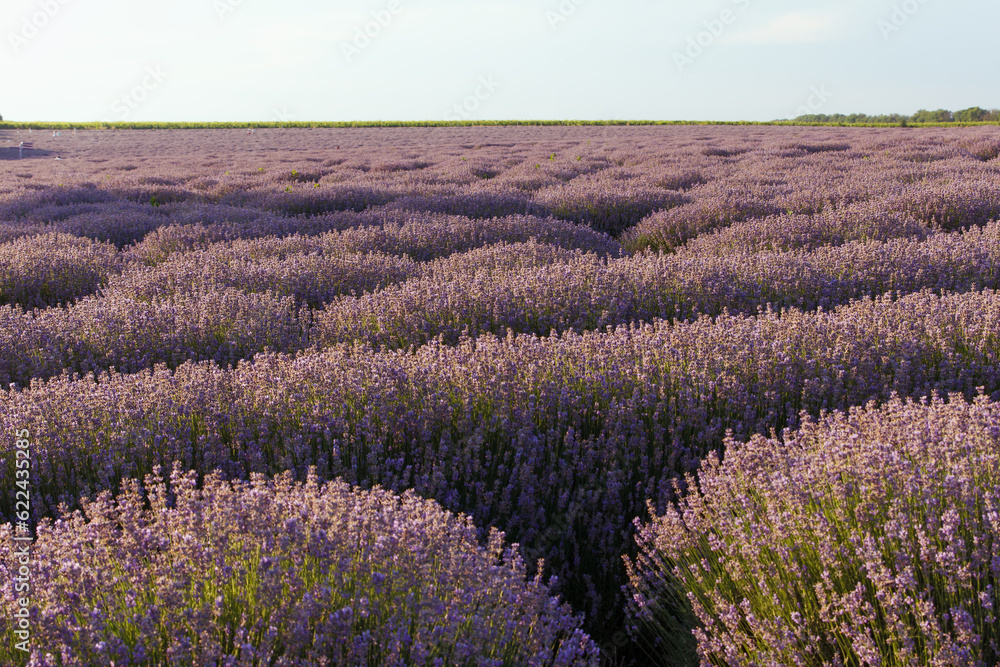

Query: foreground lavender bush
[0,466,598,666]
[628,393,1000,666]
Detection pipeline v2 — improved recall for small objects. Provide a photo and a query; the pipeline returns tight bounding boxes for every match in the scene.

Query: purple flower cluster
[0,465,598,665]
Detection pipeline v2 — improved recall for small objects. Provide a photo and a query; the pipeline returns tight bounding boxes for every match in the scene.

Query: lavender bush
[128,212,620,265]
[0,465,598,665]
[620,195,780,253]
[680,205,931,255]
[628,393,1000,666]
[110,247,419,307]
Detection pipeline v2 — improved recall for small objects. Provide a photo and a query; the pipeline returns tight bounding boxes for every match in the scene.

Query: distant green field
[1,119,998,130]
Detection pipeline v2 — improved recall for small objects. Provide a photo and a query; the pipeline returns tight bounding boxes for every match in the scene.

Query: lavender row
[129,212,620,265]
[7,221,1000,389]
[220,161,687,227]
[0,233,123,308]
[0,288,306,387]
[1,467,598,665]
[5,127,999,246]
[680,204,932,255]
[4,288,1000,633]
[628,392,1000,665]
[885,178,1000,231]
[0,198,375,248]
[0,211,616,314]
[0,240,601,389]
[619,194,782,252]
[313,224,1000,350]
[110,248,419,308]
[528,176,689,235]
[114,239,599,308]
[328,210,623,260]
[622,171,1000,252]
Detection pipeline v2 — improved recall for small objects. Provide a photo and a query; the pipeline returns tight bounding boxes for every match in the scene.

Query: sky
[1,0,998,123]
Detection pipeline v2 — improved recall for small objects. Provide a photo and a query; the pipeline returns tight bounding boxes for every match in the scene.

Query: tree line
[791,107,1000,124]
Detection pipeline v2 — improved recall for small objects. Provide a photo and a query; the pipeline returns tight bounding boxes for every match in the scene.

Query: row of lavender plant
[0,240,613,388]
[623,177,1000,252]
[3,287,1000,637]
[0,209,618,310]
[314,223,1000,349]
[679,204,932,256]
[117,239,594,302]
[0,236,619,389]
[4,220,1000,389]
[0,199,373,248]
[110,248,419,308]
[0,288,306,387]
[0,466,599,665]
[0,203,983,329]
[628,392,1000,666]
[129,211,621,264]
[0,233,122,309]
[3,128,998,249]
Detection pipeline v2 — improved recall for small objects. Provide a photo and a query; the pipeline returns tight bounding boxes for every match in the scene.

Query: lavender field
[2,124,1000,666]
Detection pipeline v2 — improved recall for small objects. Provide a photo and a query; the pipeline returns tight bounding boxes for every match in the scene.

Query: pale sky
[1,0,997,122]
